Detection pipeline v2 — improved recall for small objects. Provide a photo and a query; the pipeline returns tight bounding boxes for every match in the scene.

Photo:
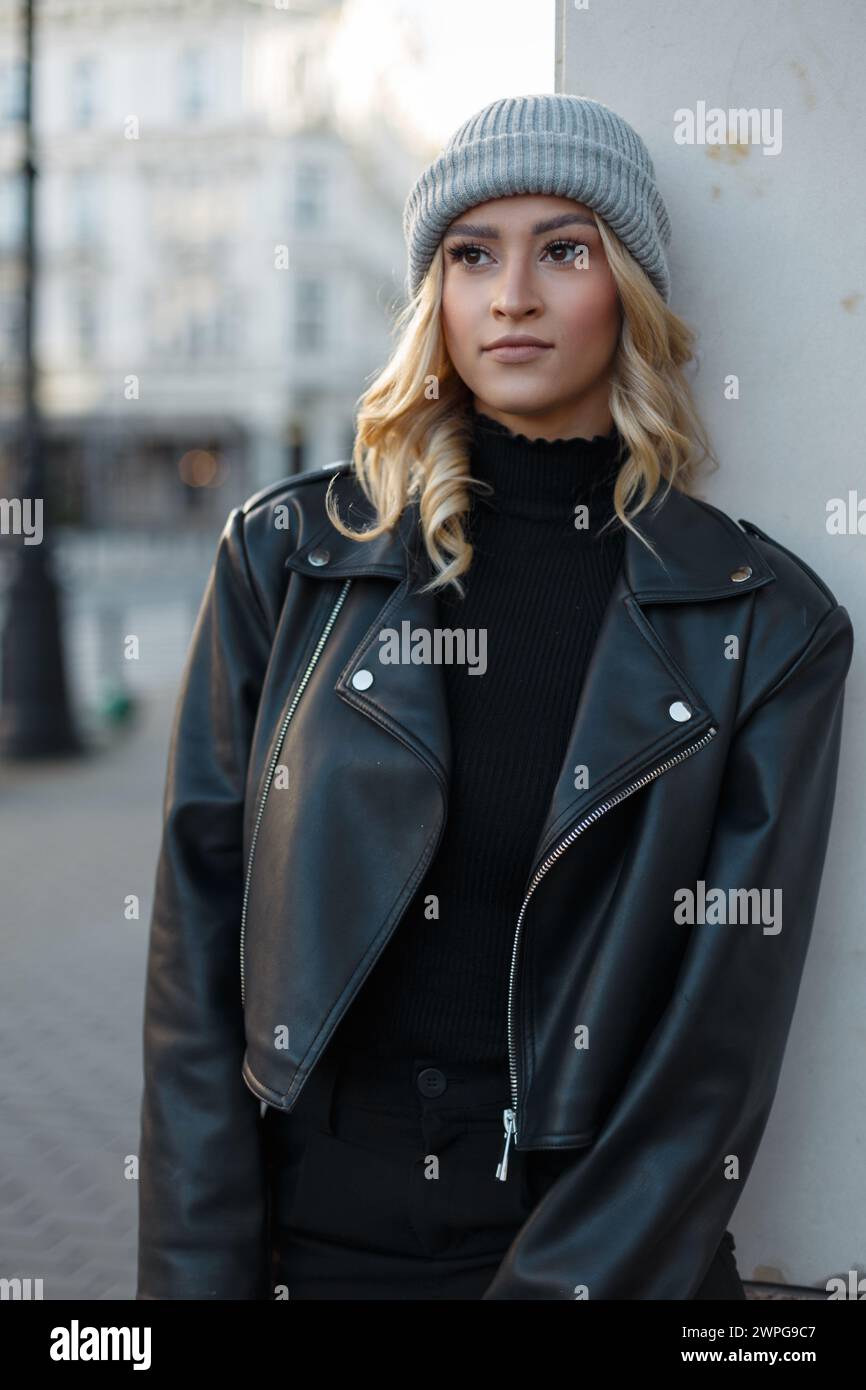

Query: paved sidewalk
[0,686,178,1300]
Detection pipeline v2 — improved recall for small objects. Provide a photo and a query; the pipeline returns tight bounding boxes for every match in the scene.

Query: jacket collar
[286,471,774,603]
[285,472,776,888]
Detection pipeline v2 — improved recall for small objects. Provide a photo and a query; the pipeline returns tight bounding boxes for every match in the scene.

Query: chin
[476,393,561,418]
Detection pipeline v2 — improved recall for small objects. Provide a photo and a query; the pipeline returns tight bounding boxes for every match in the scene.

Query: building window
[293,162,326,230]
[0,59,26,125]
[293,278,326,352]
[0,289,24,361]
[149,277,238,362]
[178,47,207,122]
[73,286,98,360]
[290,51,308,102]
[70,56,97,129]
[0,173,24,249]
[70,170,99,246]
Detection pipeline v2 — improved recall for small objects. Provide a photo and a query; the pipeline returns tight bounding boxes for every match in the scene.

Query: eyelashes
[445,238,588,267]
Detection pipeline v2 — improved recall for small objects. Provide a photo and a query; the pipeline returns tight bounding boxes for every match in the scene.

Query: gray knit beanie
[403,93,672,303]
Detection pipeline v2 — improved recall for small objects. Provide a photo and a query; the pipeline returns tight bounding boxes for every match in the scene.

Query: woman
[136,95,854,1300]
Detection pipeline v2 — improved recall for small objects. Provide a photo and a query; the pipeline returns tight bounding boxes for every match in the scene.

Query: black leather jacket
[136,462,854,1299]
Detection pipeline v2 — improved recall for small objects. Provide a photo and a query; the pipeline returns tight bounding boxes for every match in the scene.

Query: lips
[483,340,553,363]
[484,336,553,350]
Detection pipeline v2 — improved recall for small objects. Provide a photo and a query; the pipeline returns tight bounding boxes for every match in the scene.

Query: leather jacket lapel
[285,480,776,888]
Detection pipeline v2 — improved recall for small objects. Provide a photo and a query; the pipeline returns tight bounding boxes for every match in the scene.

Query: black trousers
[263,1048,746,1301]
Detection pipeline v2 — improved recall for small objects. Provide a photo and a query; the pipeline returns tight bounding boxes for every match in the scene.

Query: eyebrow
[443,212,597,239]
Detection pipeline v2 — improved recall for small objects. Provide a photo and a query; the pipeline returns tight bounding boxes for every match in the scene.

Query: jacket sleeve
[136,506,274,1299]
[483,599,854,1299]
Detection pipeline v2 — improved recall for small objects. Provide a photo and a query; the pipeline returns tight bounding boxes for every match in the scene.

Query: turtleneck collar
[467,407,626,530]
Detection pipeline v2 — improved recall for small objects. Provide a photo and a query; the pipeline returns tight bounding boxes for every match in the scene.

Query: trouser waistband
[290,1045,513,1134]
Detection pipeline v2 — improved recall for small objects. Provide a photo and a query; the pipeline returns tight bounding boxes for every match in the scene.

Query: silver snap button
[351,669,374,691]
[730,565,752,583]
[308,547,330,566]
[669,700,692,722]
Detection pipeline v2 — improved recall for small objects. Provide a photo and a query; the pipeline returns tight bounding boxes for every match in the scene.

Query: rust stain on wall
[706,143,750,166]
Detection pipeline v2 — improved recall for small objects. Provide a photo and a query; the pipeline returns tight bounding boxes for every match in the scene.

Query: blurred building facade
[0,0,423,531]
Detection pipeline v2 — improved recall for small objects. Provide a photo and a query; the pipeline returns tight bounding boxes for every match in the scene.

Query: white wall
[558,0,865,1290]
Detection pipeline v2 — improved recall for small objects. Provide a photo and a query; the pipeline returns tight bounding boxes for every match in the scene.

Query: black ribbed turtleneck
[466,408,625,525]
[328,406,628,1070]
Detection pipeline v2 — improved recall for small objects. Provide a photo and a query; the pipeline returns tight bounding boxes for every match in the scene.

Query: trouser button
[416,1067,447,1097]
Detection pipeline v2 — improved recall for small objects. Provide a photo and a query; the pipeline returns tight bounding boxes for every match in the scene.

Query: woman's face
[440,194,622,440]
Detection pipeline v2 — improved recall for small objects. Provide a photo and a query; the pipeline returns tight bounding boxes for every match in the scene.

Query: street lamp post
[0,0,82,757]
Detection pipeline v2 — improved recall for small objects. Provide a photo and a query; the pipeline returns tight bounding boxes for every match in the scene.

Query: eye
[445,241,493,268]
[540,238,587,265]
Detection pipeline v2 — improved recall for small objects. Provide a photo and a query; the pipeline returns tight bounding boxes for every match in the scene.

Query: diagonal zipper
[495,722,718,1180]
[240,579,353,1007]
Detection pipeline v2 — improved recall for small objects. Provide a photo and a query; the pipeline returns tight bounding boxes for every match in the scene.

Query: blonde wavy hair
[325,210,719,599]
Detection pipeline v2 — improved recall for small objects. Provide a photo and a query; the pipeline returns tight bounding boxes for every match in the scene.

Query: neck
[467,406,625,530]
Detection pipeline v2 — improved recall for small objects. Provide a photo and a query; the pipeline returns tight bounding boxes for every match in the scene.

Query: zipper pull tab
[496,1108,516,1182]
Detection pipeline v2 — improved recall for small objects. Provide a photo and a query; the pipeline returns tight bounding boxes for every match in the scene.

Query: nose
[489,251,543,320]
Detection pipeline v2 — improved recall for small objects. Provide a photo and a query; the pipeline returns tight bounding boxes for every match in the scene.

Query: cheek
[558,275,621,347]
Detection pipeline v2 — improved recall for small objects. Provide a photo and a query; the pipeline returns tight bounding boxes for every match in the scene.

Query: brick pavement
[0,686,177,1300]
